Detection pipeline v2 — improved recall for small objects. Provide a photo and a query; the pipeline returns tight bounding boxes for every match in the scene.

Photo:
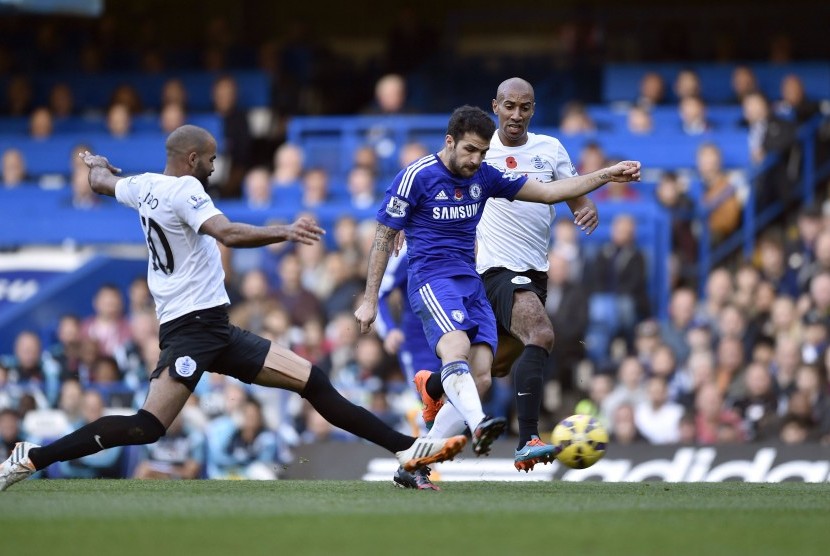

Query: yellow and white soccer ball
[551,414,608,469]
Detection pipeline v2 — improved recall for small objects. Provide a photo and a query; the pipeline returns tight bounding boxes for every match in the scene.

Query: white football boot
[0,441,39,491]
[395,435,466,472]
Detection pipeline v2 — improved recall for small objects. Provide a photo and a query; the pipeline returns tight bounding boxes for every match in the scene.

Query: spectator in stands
[544,251,589,397]
[352,145,380,176]
[332,214,361,269]
[655,171,697,283]
[803,271,830,329]
[775,73,822,125]
[786,204,823,292]
[699,266,734,328]
[81,284,132,358]
[207,396,283,480]
[756,235,800,298]
[731,65,760,105]
[771,336,801,405]
[300,167,330,209]
[345,165,378,210]
[296,239,330,300]
[1,148,27,188]
[362,73,413,116]
[678,96,712,135]
[132,413,204,480]
[693,381,745,444]
[127,275,154,316]
[672,69,702,102]
[559,101,596,135]
[3,75,33,116]
[634,376,684,444]
[800,311,827,365]
[270,142,305,188]
[108,84,144,116]
[106,102,133,138]
[228,269,281,334]
[609,402,645,444]
[88,355,132,408]
[242,166,274,210]
[321,251,365,320]
[273,252,323,327]
[159,102,186,135]
[660,287,697,366]
[56,390,124,479]
[715,335,747,399]
[49,314,84,382]
[161,78,189,111]
[0,409,24,461]
[398,141,430,168]
[382,6,439,76]
[28,107,54,139]
[635,71,667,109]
[742,91,799,209]
[779,390,821,443]
[212,74,253,198]
[626,105,653,134]
[601,356,647,433]
[47,83,75,119]
[649,342,691,403]
[770,295,803,346]
[576,141,606,175]
[697,142,742,242]
[729,360,780,441]
[6,330,58,407]
[585,214,651,360]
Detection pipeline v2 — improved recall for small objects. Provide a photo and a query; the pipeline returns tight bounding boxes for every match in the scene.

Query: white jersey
[476,131,578,273]
[115,173,229,323]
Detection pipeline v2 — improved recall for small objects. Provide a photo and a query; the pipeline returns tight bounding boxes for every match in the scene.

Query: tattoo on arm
[599,172,609,180]
[364,224,398,300]
[372,225,398,253]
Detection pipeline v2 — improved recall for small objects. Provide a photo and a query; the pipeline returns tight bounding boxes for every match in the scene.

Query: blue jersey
[376,154,527,287]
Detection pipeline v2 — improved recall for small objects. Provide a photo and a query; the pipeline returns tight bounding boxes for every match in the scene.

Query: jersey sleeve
[170,176,223,232]
[481,161,528,201]
[114,176,141,209]
[552,141,579,180]
[375,168,417,231]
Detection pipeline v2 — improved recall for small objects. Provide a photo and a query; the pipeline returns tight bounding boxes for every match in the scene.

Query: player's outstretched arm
[355,222,398,334]
[514,160,641,205]
[79,151,122,197]
[200,214,324,248]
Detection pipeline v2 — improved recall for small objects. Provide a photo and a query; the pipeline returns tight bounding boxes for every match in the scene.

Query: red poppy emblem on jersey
[506,156,517,169]
[453,188,464,201]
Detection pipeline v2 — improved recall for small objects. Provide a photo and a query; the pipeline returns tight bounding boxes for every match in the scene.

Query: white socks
[438,360,484,434]
[428,403,467,438]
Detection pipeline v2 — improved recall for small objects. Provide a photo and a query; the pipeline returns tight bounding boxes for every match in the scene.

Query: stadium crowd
[2,9,830,480]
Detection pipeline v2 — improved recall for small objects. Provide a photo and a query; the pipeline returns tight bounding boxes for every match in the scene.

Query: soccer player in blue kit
[355,105,640,464]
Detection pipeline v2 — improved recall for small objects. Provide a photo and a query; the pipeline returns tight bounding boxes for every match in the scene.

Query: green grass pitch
[1,480,828,556]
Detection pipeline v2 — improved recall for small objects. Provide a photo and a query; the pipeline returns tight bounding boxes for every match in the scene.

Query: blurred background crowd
[2,0,830,479]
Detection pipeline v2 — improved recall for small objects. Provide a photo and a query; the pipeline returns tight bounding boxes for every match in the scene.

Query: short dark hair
[446,105,495,143]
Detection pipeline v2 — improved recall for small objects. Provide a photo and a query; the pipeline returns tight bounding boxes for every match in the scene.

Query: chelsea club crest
[469,183,482,200]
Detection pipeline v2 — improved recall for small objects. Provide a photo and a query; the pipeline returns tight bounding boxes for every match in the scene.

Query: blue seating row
[602,61,830,104]
[0,70,271,113]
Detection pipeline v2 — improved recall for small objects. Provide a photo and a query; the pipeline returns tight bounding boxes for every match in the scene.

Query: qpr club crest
[469,183,482,200]
[451,310,465,323]
[532,155,545,170]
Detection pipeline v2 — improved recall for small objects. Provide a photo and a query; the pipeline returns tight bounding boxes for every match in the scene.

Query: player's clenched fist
[354,301,377,334]
[604,160,641,182]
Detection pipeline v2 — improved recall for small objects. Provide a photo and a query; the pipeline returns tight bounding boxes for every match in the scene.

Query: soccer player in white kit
[0,125,466,490]
[415,78,601,471]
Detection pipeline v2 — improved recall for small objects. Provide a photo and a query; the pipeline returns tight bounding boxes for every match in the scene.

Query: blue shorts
[408,275,498,356]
